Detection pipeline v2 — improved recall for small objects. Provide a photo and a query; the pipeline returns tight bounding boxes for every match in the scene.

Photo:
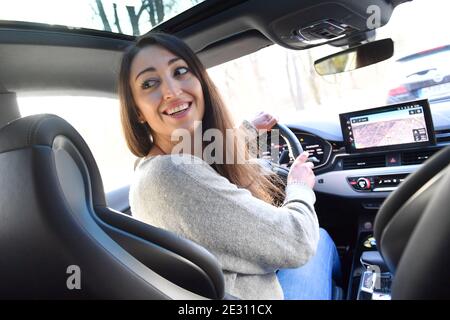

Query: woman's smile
[162,100,193,118]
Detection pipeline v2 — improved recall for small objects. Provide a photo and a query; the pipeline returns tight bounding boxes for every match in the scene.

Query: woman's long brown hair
[119,32,284,205]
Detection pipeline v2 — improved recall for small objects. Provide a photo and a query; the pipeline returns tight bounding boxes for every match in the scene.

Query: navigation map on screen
[340,100,435,153]
[350,107,428,149]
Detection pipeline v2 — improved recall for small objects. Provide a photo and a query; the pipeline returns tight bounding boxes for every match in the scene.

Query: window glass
[0,0,206,36]
[18,96,136,192]
[207,0,450,125]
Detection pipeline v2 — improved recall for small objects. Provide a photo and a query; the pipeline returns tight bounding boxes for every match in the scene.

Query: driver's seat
[0,114,225,299]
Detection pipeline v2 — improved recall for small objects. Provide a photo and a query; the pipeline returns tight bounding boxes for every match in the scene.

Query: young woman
[119,32,341,300]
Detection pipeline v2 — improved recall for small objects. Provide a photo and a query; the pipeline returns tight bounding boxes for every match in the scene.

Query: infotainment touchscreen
[339,99,435,153]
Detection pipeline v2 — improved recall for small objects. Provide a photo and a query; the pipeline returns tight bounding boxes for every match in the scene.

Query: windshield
[0,0,205,36]
[207,0,450,130]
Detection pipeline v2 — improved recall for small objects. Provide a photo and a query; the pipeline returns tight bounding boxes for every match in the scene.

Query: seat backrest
[374,146,450,299]
[0,114,224,299]
[374,146,450,273]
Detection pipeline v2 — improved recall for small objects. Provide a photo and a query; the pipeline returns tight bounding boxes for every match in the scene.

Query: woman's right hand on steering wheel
[287,151,315,189]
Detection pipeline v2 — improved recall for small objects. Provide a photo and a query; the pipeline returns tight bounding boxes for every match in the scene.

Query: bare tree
[126,5,143,36]
[249,54,264,89]
[306,50,322,105]
[285,52,304,110]
[95,0,112,32]
[146,0,165,26]
[113,3,123,34]
[93,0,183,36]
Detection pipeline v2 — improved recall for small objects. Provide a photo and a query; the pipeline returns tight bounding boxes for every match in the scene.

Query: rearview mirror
[314,38,394,76]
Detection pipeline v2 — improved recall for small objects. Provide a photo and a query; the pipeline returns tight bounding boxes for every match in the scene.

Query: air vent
[401,149,438,165]
[435,129,450,143]
[342,155,386,170]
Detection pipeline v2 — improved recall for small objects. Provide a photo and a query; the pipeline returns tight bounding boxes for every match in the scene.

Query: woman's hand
[250,111,278,130]
[287,151,315,189]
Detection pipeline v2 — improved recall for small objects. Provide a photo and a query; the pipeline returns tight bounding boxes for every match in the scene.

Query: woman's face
[129,45,205,143]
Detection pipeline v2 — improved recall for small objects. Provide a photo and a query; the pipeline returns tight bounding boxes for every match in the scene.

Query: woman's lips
[163,102,192,119]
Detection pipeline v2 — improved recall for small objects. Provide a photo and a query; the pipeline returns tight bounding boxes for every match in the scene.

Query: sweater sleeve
[239,119,259,138]
[131,154,320,275]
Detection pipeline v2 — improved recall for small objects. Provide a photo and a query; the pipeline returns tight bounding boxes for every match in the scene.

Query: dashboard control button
[357,178,371,190]
[386,153,401,166]
[347,174,409,193]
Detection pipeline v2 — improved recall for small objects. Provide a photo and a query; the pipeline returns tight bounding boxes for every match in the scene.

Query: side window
[18,96,136,192]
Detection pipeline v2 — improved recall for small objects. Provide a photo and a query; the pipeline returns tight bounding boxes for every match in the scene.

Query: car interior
[0,0,449,299]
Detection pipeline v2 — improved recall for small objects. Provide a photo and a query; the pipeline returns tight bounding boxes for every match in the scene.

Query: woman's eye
[174,66,189,77]
[141,79,158,89]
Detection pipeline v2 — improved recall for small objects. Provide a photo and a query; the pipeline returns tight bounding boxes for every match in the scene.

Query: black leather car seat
[0,114,224,299]
[374,146,450,299]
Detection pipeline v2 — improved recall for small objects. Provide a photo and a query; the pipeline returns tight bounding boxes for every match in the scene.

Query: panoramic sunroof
[0,0,206,36]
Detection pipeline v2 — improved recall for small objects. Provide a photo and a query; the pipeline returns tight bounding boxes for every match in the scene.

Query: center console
[316,99,438,199]
[340,100,438,299]
[348,231,394,300]
[358,250,392,300]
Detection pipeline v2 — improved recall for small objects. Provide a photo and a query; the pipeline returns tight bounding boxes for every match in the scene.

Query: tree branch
[113,3,123,34]
[95,0,112,32]
[126,6,140,36]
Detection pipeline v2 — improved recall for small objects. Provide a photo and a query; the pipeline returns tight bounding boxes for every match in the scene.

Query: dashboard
[266,99,450,203]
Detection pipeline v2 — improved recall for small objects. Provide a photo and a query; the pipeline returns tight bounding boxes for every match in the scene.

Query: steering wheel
[272,123,304,158]
[259,123,304,179]
[373,145,450,299]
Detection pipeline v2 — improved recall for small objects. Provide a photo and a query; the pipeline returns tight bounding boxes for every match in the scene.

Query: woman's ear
[136,110,146,124]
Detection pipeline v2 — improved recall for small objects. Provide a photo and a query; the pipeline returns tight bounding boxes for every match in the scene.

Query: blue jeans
[276,228,341,300]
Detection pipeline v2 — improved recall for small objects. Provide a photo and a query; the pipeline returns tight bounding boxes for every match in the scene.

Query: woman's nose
[161,78,182,100]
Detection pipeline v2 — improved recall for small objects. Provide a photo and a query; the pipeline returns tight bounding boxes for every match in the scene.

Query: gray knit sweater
[129,154,320,300]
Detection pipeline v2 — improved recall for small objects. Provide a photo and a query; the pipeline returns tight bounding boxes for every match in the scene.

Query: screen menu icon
[413,128,428,141]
